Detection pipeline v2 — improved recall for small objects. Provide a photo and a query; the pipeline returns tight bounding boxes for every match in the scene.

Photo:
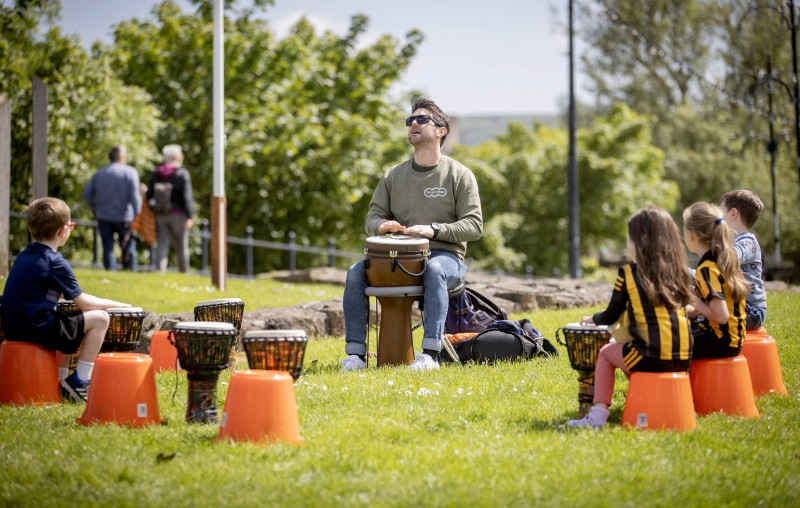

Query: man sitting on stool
[341,97,483,371]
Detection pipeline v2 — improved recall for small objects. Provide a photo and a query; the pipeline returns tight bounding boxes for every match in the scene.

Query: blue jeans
[343,250,466,356]
[745,304,766,330]
[98,220,137,271]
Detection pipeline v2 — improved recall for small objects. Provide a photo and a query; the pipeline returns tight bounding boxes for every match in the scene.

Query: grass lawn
[1,270,799,507]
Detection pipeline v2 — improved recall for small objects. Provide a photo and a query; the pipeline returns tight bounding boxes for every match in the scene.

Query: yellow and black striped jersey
[694,251,747,350]
[592,264,692,369]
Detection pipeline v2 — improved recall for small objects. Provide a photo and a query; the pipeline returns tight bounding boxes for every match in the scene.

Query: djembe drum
[170,321,237,424]
[556,323,612,418]
[364,235,430,366]
[194,298,245,360]
[242,330,308,380]
[101,307,146,353]
[194,298,245,333]
[57,300,82,370]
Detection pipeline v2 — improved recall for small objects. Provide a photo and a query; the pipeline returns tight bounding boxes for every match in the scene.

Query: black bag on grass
[442,319,558,364]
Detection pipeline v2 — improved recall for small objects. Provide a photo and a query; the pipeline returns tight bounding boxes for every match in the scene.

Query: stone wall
[136,268,612,350]
[136,267,798,351]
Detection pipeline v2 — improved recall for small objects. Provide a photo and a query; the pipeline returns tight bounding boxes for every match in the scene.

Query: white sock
[588,406,610,425]
[76,360,94,381]
[58,368,69,381]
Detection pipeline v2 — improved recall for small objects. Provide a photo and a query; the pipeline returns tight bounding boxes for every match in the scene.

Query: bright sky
[59,0,585,116]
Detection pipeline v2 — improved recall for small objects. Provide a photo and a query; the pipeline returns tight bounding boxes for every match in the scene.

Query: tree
[453,104,678,274]
[105,0,423,272]
[578,0,799,269]
[0,0,162,259]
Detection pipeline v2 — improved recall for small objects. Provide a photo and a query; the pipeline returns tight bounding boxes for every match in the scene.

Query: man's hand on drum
[378,220,406,235]
[579,316,595,326]
[403,224,436,238]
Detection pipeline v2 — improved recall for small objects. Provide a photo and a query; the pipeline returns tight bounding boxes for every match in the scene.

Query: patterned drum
[57,300,82,370]
[242,330,308,380]
[171,321,238,424]
[556,323,612,418]
[193,298,245,333]
[101,307,146,353]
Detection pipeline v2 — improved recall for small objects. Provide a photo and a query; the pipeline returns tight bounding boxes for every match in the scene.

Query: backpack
[445,287,508,334]
[441,319,558,364]
[150,180,174,214]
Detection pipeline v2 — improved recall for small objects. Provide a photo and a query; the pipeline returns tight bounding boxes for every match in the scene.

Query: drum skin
[364,235,430,287]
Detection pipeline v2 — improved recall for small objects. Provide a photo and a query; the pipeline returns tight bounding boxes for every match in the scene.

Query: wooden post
[32,77,48,200]
[0,95,10,276]
[211,0,227,289]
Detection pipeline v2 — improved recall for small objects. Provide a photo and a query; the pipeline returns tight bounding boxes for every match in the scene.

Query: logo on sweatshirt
[424,187,447,198]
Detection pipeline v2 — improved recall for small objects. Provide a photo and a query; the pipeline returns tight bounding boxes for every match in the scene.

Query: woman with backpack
[145,144,195,273]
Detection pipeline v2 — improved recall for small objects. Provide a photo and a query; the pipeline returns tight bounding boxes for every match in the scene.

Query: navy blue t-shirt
[0,242,82,339]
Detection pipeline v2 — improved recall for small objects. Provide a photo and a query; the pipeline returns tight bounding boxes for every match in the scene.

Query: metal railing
[8,212,361,277]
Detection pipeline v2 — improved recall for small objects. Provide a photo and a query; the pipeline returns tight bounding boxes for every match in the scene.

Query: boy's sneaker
[60,371,90,403]
[408,353,439,371]
[340,355,367,371]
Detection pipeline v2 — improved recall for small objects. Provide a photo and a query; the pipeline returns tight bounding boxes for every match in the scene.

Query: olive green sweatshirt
[364,156,483,259]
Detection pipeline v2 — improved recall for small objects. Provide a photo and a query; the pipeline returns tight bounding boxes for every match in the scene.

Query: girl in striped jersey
[682,202,749,359]
[568,207,693,428]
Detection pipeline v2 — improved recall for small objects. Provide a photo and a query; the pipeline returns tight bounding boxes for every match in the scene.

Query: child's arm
[689,293,729,324]
[73,293,131,311]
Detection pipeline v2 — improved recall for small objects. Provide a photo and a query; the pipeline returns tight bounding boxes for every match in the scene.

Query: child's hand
[579,316,595,326]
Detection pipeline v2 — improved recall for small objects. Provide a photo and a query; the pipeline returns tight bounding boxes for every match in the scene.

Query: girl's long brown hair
[628,206,692,308]
[682,202,750,302]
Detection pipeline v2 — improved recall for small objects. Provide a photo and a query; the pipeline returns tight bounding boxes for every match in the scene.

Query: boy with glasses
[341,97,483,371]
[0,197,131,402]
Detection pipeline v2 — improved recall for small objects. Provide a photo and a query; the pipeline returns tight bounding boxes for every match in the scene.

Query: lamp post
[789,0,800,193]
[567,0,580,279]
[734,59,793,267]
[739,1,800,194]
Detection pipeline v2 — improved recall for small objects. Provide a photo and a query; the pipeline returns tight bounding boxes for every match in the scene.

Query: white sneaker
[408,353,439,371]
[340,355,366,371]
[567,406,609,428]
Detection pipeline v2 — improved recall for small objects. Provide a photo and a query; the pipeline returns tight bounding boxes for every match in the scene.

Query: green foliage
[0,1,162,257]
[454,104,678,274]
[579,0,800,265]
[1,287,799,506]
[104,1,423,273]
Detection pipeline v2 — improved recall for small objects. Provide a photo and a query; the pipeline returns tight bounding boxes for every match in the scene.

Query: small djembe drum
[364,235,430,366]
[57,300,82,371]
[242,330,308,381]
[194,298,245,360]
[170,321,237,424]
[556,323,612,418]
[101,307,146,353]
[193,298,245,333]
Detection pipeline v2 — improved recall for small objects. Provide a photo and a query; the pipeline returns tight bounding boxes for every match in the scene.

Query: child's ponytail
[683,202,750,302]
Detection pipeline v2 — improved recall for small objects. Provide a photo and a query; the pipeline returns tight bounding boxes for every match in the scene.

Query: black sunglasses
[405,115,442,127]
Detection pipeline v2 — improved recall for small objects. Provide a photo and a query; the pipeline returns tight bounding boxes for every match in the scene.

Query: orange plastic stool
[78,353,162,427]
[218,370,302,445]
[0,341,61,406]
[690,356,759,418]
[622,371,696,431]
[148,330,179,373]
[741,328,788,396]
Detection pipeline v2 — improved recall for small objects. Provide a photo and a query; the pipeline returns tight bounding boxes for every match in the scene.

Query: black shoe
[60,372,89,403]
